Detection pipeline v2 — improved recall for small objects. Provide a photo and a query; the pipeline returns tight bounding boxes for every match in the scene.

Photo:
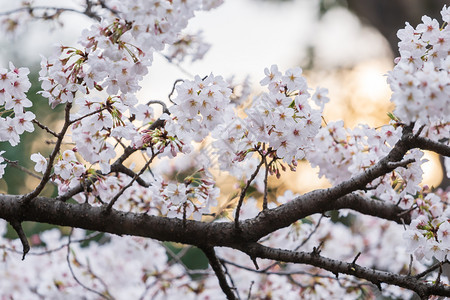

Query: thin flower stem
[69,107,107,125]
[105,152,158,212]
[22,102,73,204]
[234,156,266,229]
[4,158,45,181]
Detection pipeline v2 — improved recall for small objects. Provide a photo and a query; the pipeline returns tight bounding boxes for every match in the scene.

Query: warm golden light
[421,151,443,188]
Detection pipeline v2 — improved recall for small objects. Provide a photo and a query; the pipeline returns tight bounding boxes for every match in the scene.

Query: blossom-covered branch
[0,1,448,299]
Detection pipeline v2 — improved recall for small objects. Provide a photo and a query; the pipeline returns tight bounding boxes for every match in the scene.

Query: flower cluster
[0,224,196,299]
[403,189,450,263]
[165,74,232,147]
[387,6,450,127]
[159,170,219,221]
[308,122,427,204]
[0,62,35,146]
[70,96,137,173]
[39,0,219,108]
[165,31,211,63]
[53,149,86,184]
[213,65,323,180]
[250,65,323,162]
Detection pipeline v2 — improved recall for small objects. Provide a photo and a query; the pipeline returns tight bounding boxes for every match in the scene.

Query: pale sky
[0,0,390,100]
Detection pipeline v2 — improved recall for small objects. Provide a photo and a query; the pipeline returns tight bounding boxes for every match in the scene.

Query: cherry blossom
[0,1,448,299]
[30,153,48,174]
[0,151,5,179]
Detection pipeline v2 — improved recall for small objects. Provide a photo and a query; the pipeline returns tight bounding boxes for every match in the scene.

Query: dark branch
[234,156,265,228]
[0,190,412,256]
[9,219,29,260]
[240,243,450,299]
[22,102,73,204]
[202,247,238,300]
[412,136,450,157]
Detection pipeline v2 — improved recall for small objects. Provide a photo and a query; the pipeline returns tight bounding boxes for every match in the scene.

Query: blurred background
[0,0,448,198]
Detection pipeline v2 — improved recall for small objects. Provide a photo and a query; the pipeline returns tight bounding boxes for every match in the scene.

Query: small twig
[161,243,211,275]
[260,215,325,273]
[69,107,108,125]
[221,256,372,291]
[434,264,443,287]
[414,260,449,279]
[168,79,184,104]
[414,124,426,138]
[160,53,194,79]
[234,158,265,229]
[4,158,44,181]
[247,281,254,300]
[1,231,102,256]
[0,5,84,17]
[397,205,418,220]
[221,260,242,300]
[32,119,58,137]
[98,0,120,15]
[105,152,157,212]
[182,202,187,228]
[22,102,73,204]
[83,0,101,21]
[386,158,416,169]
[351,252,362,266]
[251,256,259,270]
[66,229,112,300]
[113,164,151,187]
[408,254,414,276]
[45,140,76,145]
[311,241,324,256]
[146,100,169,114]
[9,219,29,260]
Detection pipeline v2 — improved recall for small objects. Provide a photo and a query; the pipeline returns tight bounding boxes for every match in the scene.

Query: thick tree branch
[2,125,444,297]
[413,136,450,157]
[202,247,238,300]
[0,193,410,252]
[241,126,418,239]
[239,243,450,299]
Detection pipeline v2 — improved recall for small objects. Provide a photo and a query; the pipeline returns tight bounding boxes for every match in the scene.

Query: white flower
[30,152,47,174]
[54,160,72,180]
[283,67,306,91]
[0,151,5,179]
[61,150,77,162]
[165,183,187,205]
